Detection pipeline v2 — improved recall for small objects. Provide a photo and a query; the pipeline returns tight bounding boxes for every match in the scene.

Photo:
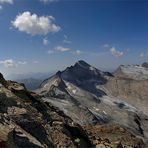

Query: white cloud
[75,50,82,56]
[47,50,54,54]
[110,47,124,58]
[54,46,70,52]
[12,11,61,35]
[0,0,13,4]
[0,59,17,68]
[0,59,27,68]
[40,0,58,4]
[43,38,49,45]
[0,0,13,9]
[140,52,148,58]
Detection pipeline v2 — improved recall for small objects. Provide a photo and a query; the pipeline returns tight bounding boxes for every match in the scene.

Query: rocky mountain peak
[35,61,148,147]
[74,60,91,69]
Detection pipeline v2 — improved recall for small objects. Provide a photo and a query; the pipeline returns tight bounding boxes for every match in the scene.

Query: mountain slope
[105,64,148,115]
[0,72,92,148]
[0,71,146,147]
[36,60,148,144]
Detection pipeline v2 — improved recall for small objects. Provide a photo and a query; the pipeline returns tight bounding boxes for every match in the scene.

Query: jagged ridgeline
[0,61,148,148]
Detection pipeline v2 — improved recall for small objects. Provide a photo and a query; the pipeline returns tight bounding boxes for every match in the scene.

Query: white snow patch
[101,95,137,112]
[93,106,99,111]
[72,89,77,94]
[103,110,107,115]
[89,66,95,71]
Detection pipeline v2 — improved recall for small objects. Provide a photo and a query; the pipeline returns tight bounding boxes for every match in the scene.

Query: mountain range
[0,60,148,147]
[36,60,148,145]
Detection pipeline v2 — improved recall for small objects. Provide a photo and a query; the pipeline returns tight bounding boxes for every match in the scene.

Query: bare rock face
[105,65,148,144]
[105,65,148,115]
[142,62,148,68]
[84,124,145,148]
[0,73,92,148]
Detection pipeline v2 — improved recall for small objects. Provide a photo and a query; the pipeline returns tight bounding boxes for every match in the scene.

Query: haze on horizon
[0,0,148,79]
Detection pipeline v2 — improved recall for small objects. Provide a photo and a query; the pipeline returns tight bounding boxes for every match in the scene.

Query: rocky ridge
[0,73,91,148]
[0,61,148,148]
[0,68,147,147]
[36,60,148,147]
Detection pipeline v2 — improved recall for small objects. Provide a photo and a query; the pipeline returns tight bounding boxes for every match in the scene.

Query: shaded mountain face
[36,60,148,145]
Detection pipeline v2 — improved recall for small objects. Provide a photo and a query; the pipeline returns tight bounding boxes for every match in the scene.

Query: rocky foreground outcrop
[0,72,92,148]
[0,71,147,147]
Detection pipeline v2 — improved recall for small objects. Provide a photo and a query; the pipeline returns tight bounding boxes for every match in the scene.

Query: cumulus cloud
[110,47,124,57]
[140,52,148,58]
[40,0,58,4]
[0,59,27,68]
[0,0,13,4]
[75,50,82,56]
[43,38,49,45]
[54,46,70,52]
[0,0,13,9]
[12,11,61,35]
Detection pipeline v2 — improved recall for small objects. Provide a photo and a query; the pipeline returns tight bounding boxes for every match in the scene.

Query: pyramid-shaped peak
[75,60,91,68]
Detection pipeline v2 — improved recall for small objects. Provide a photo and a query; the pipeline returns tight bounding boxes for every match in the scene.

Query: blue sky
[0,0,148,77]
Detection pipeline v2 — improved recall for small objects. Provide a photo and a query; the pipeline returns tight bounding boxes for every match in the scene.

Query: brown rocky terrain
[84,124,146,148]
[0,72,91,148]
